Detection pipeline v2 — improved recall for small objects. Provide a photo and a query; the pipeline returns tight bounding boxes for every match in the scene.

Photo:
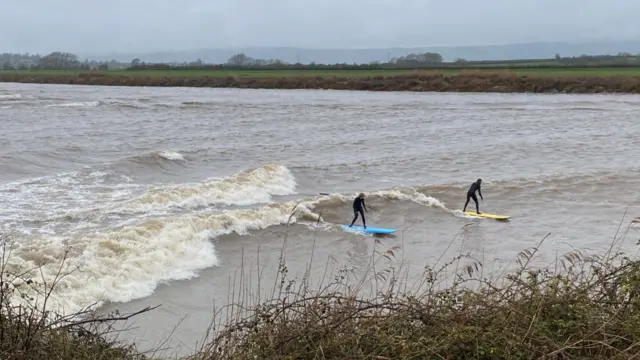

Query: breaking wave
[125,163,297,210]
[45,101,101,108]
[3,177,454,315]
[127,150,187,165]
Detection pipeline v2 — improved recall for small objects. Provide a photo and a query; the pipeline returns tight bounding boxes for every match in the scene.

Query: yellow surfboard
[463,210,510,221]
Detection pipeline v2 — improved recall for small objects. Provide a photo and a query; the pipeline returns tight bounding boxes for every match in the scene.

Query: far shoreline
[2,70,640,94]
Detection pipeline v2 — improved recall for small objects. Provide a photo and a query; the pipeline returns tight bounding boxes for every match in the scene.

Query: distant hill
[86,40,640,64]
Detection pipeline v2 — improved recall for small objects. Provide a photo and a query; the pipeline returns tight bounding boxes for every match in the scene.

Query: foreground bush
[198,218,640,360]
[0,235,151,360]
[2,71,640,93]
[2,214,640,359]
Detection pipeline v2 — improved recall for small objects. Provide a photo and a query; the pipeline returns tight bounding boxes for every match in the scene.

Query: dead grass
[0,234,156,360]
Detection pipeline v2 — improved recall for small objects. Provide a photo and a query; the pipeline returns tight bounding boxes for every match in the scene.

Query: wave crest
[128,163,297,209]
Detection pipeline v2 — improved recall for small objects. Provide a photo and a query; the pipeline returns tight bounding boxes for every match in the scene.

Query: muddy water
[2,83,640,355]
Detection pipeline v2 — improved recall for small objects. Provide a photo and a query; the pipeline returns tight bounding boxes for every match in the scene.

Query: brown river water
[1,83,640,355]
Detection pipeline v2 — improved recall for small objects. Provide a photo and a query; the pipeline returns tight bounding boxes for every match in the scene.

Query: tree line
[126,52,640,71]
[0,52,128,70]
[3,50,640,72]
[1,51,445,71]
[126,52,446,71]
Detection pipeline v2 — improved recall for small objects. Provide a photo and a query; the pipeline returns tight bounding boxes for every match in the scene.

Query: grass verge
[2,207,640,359]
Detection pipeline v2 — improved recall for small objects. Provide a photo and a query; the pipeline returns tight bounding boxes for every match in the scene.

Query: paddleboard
[341,225,397,234]
[463,210,510,220]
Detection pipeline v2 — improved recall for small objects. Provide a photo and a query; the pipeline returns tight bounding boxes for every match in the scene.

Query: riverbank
[2,69,640,93]
[3,215,640,360]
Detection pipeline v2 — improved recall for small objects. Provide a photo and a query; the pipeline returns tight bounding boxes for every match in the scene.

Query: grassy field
[5,67,640,78]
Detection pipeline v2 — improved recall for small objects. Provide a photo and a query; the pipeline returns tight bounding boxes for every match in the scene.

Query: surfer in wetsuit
[349,192,368,229]
[463,178,483,214]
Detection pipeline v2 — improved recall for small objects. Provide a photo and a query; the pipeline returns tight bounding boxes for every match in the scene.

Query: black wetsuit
[349,197,367,228]
[463,181,483,213]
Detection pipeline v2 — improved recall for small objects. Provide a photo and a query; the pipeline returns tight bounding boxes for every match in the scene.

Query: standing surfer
[349,193,368,229]
[463,179,483,214]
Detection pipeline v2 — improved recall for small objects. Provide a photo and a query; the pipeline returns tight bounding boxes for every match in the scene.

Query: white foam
[1,163,299,233]
[45,101,100,108]
[123,163,297,210]
[5,200,317,315]
[0,94,21,99]
[0,170,140,232]
[157,150,185,161]
[319,187,449,212]
[371,188,449,210]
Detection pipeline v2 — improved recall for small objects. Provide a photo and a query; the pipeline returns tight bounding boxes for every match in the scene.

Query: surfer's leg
[350,209,359,226]
[463,193,471,212]
[471,193,480,214]
[359,209,366,228]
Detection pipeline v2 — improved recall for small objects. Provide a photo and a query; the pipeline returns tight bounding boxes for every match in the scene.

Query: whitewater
[2,82,640,354]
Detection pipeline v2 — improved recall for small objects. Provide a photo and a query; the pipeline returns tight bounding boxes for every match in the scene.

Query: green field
[4,67,640,78]
[2,69,429,77]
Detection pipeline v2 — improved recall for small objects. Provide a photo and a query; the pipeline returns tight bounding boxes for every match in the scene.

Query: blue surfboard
[341,225,396,234]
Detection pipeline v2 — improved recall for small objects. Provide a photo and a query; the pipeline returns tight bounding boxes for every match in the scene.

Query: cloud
[1,0,639,54]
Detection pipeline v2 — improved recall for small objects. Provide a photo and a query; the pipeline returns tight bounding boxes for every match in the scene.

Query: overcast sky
[1,0,639,55]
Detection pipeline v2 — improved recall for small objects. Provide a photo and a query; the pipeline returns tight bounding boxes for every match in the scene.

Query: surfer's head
[358,192,365,198]
[477,178,482,184]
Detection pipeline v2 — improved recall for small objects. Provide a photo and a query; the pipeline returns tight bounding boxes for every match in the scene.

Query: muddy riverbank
[2,72,640,93]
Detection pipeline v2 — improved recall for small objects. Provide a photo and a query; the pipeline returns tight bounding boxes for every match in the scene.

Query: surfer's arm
[479,187,483,200]
[363,200,368,212]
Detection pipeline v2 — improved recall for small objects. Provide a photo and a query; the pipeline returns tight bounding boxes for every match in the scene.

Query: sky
[2,0,640,55]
